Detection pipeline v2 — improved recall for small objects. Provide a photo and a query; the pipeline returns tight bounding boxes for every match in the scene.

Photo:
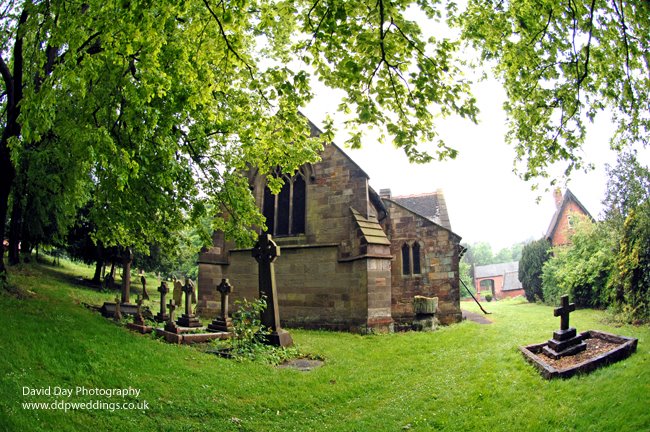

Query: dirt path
[462,309,493,324]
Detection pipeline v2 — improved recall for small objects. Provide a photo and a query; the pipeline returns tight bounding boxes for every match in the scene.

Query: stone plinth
[542,327,587,359]
[155,327,230,345]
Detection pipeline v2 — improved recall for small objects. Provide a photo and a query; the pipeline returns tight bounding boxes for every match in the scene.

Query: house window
[567,215,574,229]
[402,242,422,276]
[262,171,306,236]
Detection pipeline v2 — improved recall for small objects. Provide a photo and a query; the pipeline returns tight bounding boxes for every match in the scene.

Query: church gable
[198,135,462,331]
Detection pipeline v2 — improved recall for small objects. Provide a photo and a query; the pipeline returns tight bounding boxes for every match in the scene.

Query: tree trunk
[92,245,103,284]
[120,248,133,303]
[0,8,28,277]
[0,157,13,276]
[7,179,23,266]
[92,259,103,284]
[109,259,116,279]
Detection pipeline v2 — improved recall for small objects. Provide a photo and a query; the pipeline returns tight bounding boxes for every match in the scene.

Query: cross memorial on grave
[155,281,169,322]
[176,278,202,328]
[164,300,179,333]
[555,294,575,330]
[252,233,293,347]
[207,278,234,333]
[542,294,587,359]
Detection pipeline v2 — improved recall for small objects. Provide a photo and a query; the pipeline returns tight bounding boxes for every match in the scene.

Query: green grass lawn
[1,259,649,432]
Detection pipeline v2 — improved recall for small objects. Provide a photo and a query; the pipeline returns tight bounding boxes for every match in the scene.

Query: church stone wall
[382,201,462,325]
[199,245,392,332]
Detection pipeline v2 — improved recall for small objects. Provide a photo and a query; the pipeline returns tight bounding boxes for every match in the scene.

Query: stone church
[197,123,463,332]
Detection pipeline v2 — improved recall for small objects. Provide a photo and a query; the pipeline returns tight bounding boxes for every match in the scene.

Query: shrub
[519,238,551,302]
[542,218,617,308]
[485,294,493,302]
[609,202,650,322]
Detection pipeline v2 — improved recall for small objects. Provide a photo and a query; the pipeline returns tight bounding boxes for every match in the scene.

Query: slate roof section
[503,271,523,291]
[474,261,519,279]
[545,188,594,240]
[390,190,452,231]
[350,208,391,246]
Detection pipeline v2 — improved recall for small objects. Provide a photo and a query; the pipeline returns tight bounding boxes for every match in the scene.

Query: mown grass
[1,259,648,431]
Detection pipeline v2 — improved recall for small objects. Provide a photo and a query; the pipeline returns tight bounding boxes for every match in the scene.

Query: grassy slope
[0,260,648,432]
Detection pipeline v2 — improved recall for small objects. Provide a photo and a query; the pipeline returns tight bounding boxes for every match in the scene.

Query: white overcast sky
[302,76,650,251]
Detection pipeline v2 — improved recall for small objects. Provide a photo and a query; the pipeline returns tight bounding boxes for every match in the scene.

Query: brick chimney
[553,188,563,209]
[379,188,392,199]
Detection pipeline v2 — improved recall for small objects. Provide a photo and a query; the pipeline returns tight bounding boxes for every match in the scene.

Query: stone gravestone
[141,275,150,300]
[113,296,122,322]
[164,300,180,333]
[155,281,169,322]
[251,233,293,347]
[133,295,145,326]
[542,294,587,359]
[207,279,234,333]
[176,278,202,328]
[173,277,183,306]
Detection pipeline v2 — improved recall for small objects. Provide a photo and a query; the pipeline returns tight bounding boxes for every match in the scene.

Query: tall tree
[458,1,650,184]
[1,0,479,281]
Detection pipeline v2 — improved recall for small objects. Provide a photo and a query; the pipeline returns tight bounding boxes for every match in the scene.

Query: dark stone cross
[155,281,169,322]
[217,279,233,320]
[542,294,586,359]
[176,278,201,328]
[207,278,235,333]
[252,233,293,347]
[554,295,576,330]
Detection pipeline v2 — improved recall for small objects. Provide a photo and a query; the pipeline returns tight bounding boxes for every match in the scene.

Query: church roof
[545,189,594,241]
[350,208,391,246]
[389,190,452,231]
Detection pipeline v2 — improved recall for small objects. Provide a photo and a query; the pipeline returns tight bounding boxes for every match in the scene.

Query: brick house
[197,125,463,332]
[474,261,524,300]
[546,189,594,247]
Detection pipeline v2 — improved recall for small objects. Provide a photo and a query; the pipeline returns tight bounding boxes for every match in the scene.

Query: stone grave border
[520,330,638,379]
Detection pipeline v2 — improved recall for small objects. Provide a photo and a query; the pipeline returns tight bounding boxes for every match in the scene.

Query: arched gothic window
[262,170,306,236]
[402,241,422,276]
[401,244,411,275]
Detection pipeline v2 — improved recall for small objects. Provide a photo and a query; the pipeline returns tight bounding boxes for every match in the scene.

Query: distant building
[545,189,594,247]
[474,261,524,300]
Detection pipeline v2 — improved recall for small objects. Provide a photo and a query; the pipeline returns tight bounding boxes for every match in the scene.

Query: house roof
[545,189,594,241]
[474,261,519,279]
[503,271,523,291]
[389,190,452,231]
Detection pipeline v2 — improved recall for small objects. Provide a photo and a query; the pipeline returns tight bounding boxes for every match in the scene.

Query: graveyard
[1,257,648,432]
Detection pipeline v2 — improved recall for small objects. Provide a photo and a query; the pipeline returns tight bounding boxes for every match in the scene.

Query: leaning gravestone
[176,278,202,328]
[207,278,234,333]
[251,233,293,347]
[173,278,183,306]
[141,275,150,300]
